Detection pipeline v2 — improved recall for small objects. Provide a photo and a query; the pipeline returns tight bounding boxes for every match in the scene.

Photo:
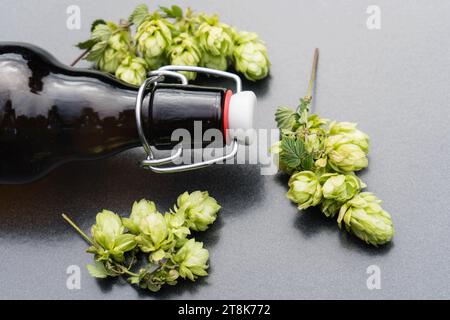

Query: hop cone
[115,54,148,86]
[94,23,132,74]
[135,210,175,262]
[175,191,221,232]
[90,210,136,263]
[173,239,209,281]
[196,14,234,57]
[286,171,322,210]
[233,31,270,81]
[338,192,394,246]
[122,199,157,234]
[135,16,173,69]
[200,52,228,71]
[319,173,365,217]
[325,122,370,173]
[168,33,202,80]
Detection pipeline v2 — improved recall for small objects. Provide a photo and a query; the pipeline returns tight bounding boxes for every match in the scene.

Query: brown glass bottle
[0,43,230,184]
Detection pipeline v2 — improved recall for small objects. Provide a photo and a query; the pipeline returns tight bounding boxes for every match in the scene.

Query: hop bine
[273,49,394,246]
[62,190,220,292]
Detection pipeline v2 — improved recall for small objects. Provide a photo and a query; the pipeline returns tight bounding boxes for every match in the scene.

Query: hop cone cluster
[64,190,221,292]
[273,98,394,246]
[76,4,270,84]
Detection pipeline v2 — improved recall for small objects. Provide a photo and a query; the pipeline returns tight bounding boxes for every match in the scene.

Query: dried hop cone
[286,171,322,210]
[135,16,173,69]
[168,33,202,80]
[233,31,270,81]
[338,192,394,246]
[325,121,370,173]
[115,54,148,86]
[90,210,136,263]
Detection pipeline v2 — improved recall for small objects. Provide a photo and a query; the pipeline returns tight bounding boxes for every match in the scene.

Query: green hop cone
[328,122,370,152]
[233,31,270,81]
[90,210,136,263]
[196,14,234,57]
[122,199,157,234]
[165,210,191,242]
[318,173,366,217]
[173,239,209,281]
[135,210,175,262]
[286,171,322,210]
[321,173,365,202]
[325,121,370,173]
[337,192,394,246]
[93,23,132,74]
[175,191,221,232]
[115,54,148,86]
[168,33,202,80]
[320,199,344,218]
[135,15,173,69]
[200,52,228,71]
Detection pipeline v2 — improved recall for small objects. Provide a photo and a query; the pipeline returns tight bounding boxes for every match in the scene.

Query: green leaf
[84,41,107,62]
[275,106,298,130]
[280,136,305,169]
[90,19,107,32]
[159,5,183,18]
[91,24,113,42]
[171,5,183,18]
[129,4,150,27]
[86,261,109,278]
[76,38,97,50]
[301,154,314,170]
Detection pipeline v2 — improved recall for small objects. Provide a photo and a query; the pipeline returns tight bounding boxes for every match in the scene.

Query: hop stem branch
[305,48,319,102]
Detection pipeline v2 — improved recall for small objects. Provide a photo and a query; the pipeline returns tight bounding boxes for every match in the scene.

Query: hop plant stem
[62,213,95,246]
[305,48,319,103]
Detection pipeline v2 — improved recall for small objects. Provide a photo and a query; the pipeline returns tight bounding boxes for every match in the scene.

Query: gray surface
[0,0,449,299]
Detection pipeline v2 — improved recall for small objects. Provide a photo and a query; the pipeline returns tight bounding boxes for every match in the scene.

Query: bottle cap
[226,91,256,145]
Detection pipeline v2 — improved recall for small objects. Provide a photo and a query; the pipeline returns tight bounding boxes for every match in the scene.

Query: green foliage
[272,73,393,246]
[63,191,220,292]
[74,3,270,84]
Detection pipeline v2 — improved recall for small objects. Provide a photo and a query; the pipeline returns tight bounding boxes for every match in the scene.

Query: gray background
[0,0,449,299]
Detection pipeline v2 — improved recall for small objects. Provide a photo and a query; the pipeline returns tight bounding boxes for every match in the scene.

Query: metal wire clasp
[135,66,241,173]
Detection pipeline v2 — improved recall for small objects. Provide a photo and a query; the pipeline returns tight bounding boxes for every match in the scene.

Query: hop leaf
[129,4,150,27]
[275,106,299,131]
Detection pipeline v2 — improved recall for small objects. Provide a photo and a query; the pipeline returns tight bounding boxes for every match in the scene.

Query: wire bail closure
[135,66,242,173]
